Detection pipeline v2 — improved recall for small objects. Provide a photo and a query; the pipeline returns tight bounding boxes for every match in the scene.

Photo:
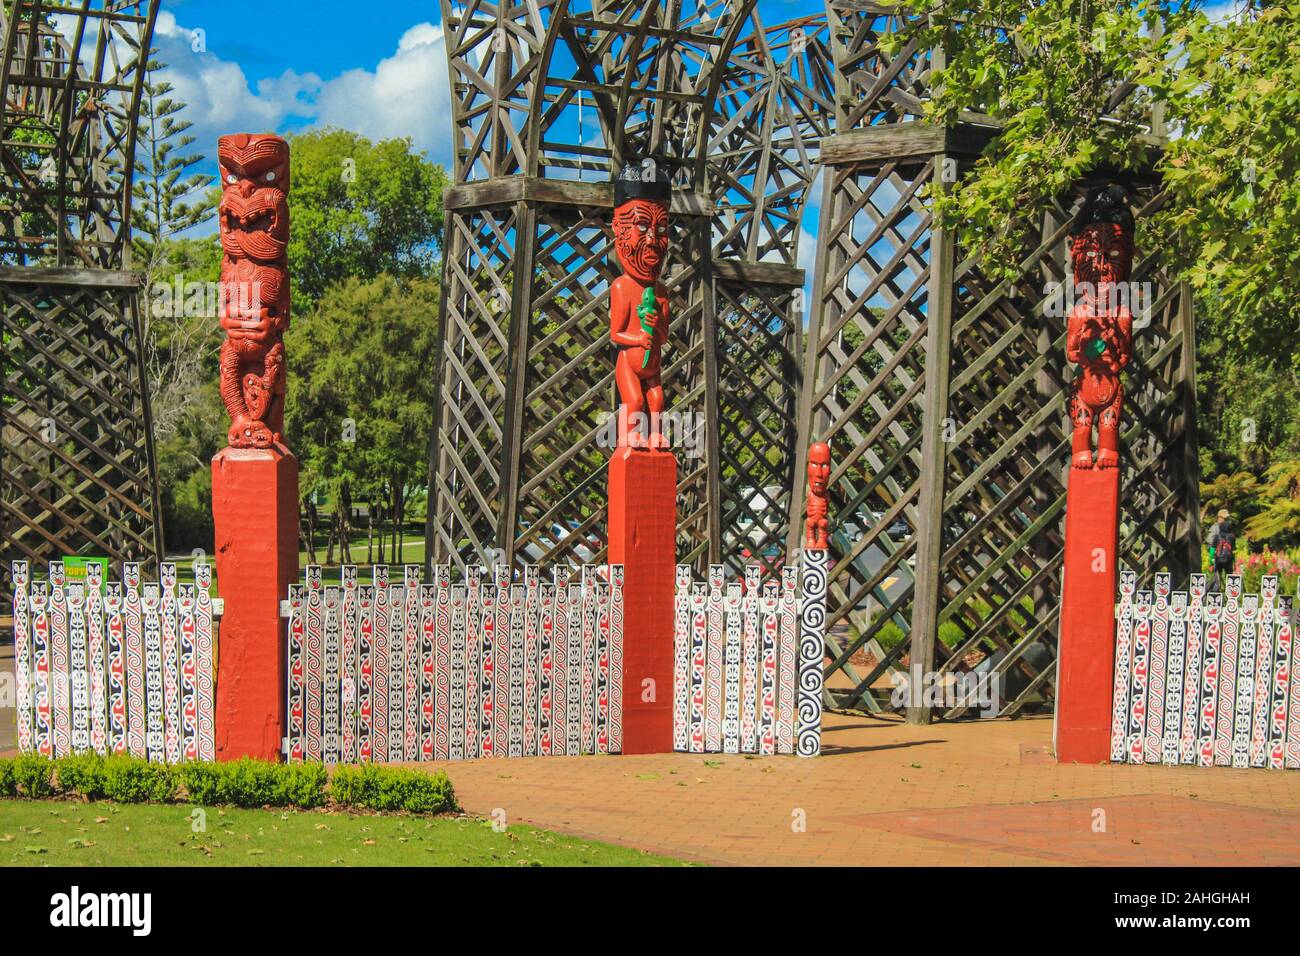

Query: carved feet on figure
[228,414,275,449]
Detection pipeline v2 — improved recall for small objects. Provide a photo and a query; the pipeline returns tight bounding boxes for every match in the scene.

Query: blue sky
[156,0,828,273]
[158,0,826,170]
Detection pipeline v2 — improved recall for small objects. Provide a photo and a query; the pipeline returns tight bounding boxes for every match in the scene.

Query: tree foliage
[131,57,218,273]
[284,274,442,559]
[285,128,448,305]
[888,0,1300,546]
[883,0,1194,280]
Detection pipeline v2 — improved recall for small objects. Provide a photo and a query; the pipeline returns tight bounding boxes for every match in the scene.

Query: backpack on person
[1215,531,1235,565]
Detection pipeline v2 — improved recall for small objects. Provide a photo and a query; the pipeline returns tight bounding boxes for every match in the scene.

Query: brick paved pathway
[432,713,1300,866]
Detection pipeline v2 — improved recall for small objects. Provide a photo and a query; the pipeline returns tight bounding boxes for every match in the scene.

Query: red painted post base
[1055,466,1120,764]
[211,444,299,762]
[607,446,676,755]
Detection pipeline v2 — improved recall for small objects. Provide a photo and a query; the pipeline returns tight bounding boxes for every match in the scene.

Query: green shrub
[101,754,177,803]
[214,757,282,807]
[330,764,456,814]
[54,753,108,799]
[12,753,54,798]
[1,752,450,815]
[179,761,223,806]
[277,762,328,809]
[328,764,377,807]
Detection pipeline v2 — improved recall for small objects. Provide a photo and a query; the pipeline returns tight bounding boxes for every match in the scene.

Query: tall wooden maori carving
[607,161,677,753]
[610,163,672,449]
[1056,184,1136,764]
[210,133,300,762]
[1066,184,1135,471]
[217,134,292,448]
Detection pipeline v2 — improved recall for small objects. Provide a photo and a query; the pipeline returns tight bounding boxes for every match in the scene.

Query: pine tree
[131,56,217,276]
[130,56,220,442]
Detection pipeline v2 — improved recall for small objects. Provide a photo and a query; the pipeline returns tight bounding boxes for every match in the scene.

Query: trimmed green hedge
[330,764,458,814]
[0,753,456,815]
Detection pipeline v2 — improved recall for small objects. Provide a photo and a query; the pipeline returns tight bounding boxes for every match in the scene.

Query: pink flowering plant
[1238,548,1300,597]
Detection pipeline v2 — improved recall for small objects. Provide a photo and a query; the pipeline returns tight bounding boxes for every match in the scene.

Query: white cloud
[147,12,317,145]
[138,14,451,164]
[310,23,452,161]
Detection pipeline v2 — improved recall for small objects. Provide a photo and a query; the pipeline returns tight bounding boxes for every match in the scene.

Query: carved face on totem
[1070,222,1133,289]
[612,198,669,284]
[807,441,831,496]
[218,133,290,263]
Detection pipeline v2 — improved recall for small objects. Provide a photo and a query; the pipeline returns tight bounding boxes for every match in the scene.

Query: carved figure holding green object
[636,287,658,369]
[610,162,671,449]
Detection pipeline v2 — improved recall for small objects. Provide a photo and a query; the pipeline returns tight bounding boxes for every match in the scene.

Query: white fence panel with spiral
[671,551,826,758]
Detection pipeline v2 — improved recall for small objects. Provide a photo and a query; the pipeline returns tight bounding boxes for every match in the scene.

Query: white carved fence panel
[672,551,826,758]
[285,563,623,763]
[1111,571,1300,770]
[10,559,217,763]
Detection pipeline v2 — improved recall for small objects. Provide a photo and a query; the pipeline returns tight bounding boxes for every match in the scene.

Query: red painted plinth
[607,446,676,755]
[1055,466,1120,764]
[211,444,299,762]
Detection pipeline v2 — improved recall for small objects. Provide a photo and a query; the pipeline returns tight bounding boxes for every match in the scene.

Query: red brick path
[428,712,1300,866]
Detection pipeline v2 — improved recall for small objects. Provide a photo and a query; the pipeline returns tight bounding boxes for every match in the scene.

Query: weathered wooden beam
[443,174,715,217]
[0,266,140,287]
[819,121,1000,166]
[711,259,805,288]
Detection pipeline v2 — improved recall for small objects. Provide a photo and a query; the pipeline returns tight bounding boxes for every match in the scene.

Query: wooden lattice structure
[787,3,1199,720]
[427,0,837,578]
[0,1,163,595]
[427,2,1199,722]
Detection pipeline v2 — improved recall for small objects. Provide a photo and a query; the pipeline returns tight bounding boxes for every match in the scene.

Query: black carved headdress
[613,157,674,205]
[1071,183,1134,235]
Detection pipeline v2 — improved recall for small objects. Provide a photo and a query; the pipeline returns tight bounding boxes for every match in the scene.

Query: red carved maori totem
[805,441,831,550]
[610,160,671,449]
[1066,183,1135,470]
[210,133,298,763]
[1055,182,1136,765]
[218,133,291,449]
[607,160,677,754]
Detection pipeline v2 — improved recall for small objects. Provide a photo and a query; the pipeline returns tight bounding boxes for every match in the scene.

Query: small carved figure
[806,441,831,550]
[1066,184,1134,470]
[217,133,291,449]
[610,161,671,449]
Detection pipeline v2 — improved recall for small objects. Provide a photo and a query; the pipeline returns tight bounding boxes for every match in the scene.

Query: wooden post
[608,447,677,753]
[212,445,298,761]
[1055,467,1120,763]
[907,150,957,725]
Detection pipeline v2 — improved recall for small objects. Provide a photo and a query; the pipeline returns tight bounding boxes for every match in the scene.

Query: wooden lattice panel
[429,0,777,574]
[794,10,1197,720]
[0,275,161,590]
[429,205,519,563]
[0,2,157,268]
[795,155,936,709]
[0,4,163,601]
[715,280,801,578]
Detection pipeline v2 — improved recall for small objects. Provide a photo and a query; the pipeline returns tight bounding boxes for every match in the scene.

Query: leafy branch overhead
[884,1,1298,350]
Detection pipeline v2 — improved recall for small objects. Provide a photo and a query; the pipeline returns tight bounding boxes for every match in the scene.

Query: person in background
[1208,508,1236,591]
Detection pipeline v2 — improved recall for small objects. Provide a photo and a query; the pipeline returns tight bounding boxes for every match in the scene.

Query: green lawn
[0,799,686,867]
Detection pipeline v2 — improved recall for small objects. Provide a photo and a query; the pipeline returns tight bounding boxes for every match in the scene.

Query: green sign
[62,556,109,594]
